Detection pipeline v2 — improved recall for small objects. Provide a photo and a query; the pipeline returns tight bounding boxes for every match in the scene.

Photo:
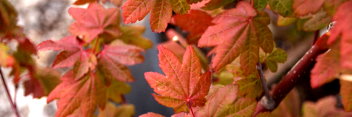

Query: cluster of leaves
[36,2,152,117]
[1,0,60,98]
[2,0,352,116]
[133,0,352,116]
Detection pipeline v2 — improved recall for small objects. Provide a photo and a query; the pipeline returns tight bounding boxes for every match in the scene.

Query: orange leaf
[47,71,107,117]
[199,1,273,74]
[69,3,120,43]
[145,46,211,112]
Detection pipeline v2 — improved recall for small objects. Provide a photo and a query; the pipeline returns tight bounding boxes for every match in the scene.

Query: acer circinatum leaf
[47,71,107,117]
[199,1,274,74]
[24,67,60,98]
[150,0,172,32]
[173,10,214,44]
[38,36,94,79]
[98,40,144,82]
[69,3,120,43]
[98,103,135,117]
[139,112,165,117]
[310,44,340,88]
[122,0,153,24]
[327,1,352,70]
[145,46,211,112]
[122,0,194,32]
[263,48,287,72]
[293,0,324,16]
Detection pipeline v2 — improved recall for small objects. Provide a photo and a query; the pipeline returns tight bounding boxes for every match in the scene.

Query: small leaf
[150,0,173,32]
[122,0,153,23]
[264,48,287,72]
[293,0,324,16]
[268,0,294,17]
[254,0,268,10]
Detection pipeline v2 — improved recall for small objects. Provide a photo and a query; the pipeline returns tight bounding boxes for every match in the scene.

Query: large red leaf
[198,1,274,74]
[47,71,107,117]
[310,44,340,88]
[173,10,214,44]
[69,3,120,43]
[139,112,165,117]
[122,0,194,32]
[328,1,352,70]
[144,46,211,112]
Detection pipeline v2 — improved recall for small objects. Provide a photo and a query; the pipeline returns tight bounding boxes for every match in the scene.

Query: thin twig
[0,68,21,117]
[257,63,270,98]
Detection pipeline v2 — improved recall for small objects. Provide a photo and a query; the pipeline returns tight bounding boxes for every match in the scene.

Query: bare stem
[253,34,330,116]
[0,68,20,117]
[257,63,270,98]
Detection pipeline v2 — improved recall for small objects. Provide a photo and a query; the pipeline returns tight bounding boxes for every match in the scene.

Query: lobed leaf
[199,1,274,75]
[69,3,120,43]
[145,46,211,112]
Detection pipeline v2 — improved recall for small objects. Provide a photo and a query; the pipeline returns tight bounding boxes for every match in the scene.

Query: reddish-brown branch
[253,34,330,116]
[0,68,21,117]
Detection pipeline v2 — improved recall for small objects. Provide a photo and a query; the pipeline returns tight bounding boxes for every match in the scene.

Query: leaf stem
[0,68,21,117]
[253,34,329,116]
[189,105,195,117]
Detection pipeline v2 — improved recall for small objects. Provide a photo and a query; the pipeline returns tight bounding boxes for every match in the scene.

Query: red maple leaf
[69,3,121,43]
[122,0,196,32]
[327,0,352,70]
[173,10,214,44]
[47,71,107,117]
[198,1,274,74]
[145,46,211,112]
